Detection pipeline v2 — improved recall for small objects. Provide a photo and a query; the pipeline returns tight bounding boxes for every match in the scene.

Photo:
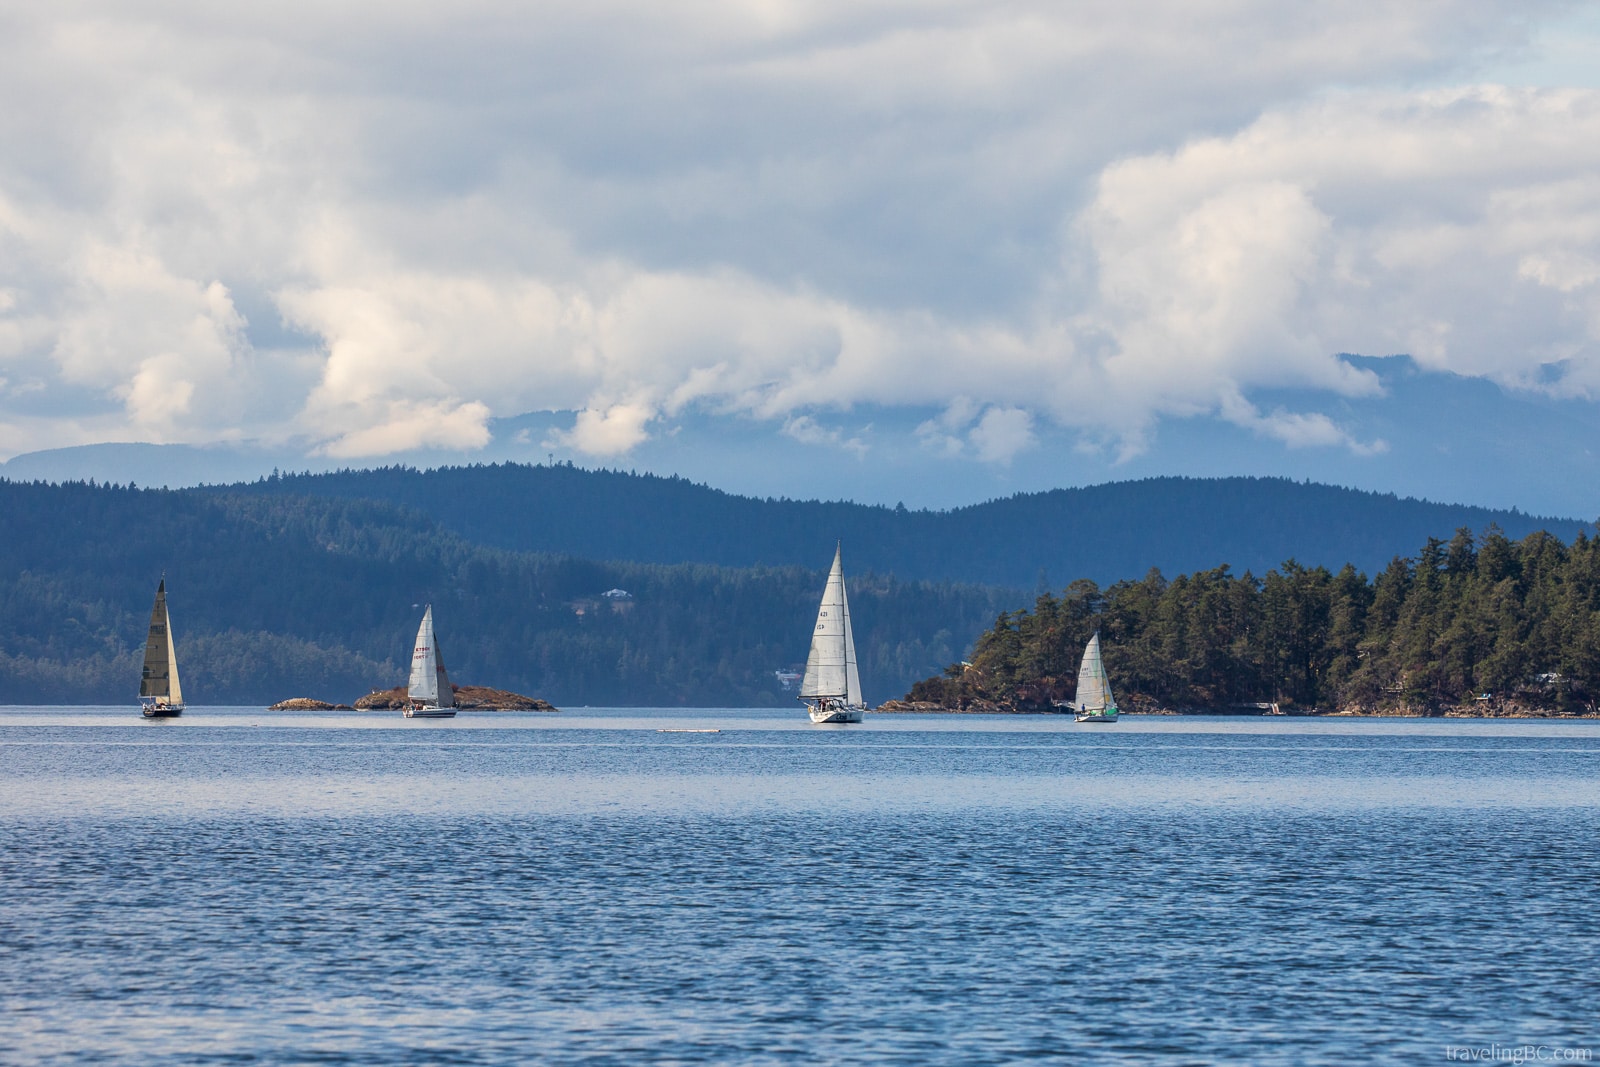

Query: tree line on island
[903,526,1600,716]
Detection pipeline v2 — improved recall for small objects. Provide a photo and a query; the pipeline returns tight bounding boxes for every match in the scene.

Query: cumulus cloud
[550,401,656,457]
[0,1,1595,469]
[1077,85,1600,408]
[915,399,1038,464]
[321,399,493,458]
[781,414,868,459]
[968,407,1036,465]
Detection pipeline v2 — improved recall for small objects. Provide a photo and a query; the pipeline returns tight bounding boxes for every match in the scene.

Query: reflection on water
[2,708,1597,1064]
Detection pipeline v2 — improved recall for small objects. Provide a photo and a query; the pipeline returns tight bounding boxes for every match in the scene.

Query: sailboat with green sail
[139,578,185,718]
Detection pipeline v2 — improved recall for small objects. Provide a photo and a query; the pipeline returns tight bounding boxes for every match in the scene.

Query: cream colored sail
[166,598,183,706]
[1073,632,1113,712]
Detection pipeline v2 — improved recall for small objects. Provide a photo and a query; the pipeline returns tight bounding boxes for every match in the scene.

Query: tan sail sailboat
[139,579,185,718]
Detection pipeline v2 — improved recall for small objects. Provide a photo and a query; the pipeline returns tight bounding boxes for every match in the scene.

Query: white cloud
[320,399,493,458]
[781,414,868,458]
[968,406,1036,465]
[1063,85,1600,444]
[0,1,1597,471]
[913,399,1040,464]
[549,401,655,457]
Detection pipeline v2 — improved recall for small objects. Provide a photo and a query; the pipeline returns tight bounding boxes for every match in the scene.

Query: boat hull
[403,706,457,719]
[141,704,183,718]
[808,705,864,724]
[1075,712,1117,723]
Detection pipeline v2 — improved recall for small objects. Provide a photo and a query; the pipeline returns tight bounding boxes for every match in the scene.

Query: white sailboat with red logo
[405,604,457,718]
[800,544,866,724]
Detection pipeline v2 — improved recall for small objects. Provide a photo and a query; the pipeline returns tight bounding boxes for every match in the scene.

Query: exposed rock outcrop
[352,684,557,711]
[267,698,353,710]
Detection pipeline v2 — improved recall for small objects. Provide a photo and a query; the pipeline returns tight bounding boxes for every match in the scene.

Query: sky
[3,2,1600,512]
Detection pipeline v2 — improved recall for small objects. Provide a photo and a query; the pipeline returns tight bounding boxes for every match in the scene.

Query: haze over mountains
[5,360,1600,522]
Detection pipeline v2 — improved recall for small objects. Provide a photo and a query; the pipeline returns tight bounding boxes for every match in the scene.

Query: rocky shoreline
[269,685,557,712]
[872,699,1600,719]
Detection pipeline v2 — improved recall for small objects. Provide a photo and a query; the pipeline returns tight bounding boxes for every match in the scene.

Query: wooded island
[901,526,1600,716]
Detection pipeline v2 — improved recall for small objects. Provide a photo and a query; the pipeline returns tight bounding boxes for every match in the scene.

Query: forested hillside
[0,481,1013,705]
[906,526,1600,715]
[215,464,1589,586]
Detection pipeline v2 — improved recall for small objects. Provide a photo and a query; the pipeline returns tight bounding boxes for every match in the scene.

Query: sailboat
[405,604,457,718]
[1069,631,1118,723]
[800,544,866,724]
[139,579,185,718]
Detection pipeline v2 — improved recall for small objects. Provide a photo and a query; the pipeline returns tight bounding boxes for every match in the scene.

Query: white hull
[809,705,864,724]
[404,706,457,719]
[1075,711,1117,723]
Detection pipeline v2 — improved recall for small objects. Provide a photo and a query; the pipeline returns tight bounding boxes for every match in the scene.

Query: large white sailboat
[405,605,457,718]
[800,544,866,724]
[139,579,185,718]
[1069,631,1118,723]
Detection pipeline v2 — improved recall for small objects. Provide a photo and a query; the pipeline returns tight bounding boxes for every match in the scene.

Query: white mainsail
[800,544,863,707]
[1073,632,1113,713]
[407,605,454,708]
[139,579,183,706]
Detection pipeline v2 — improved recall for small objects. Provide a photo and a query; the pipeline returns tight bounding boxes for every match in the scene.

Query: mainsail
[800,545,863,706]
[407,605,454,708]
[1073,632,1114,713]
[139,579,183,705]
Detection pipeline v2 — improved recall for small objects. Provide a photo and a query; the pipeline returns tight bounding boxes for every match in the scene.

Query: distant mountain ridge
[214,465,1589,587]
[8,359,1600,519]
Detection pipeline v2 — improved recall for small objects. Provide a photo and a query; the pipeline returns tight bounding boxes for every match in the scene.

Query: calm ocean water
[1,707,1597,1065]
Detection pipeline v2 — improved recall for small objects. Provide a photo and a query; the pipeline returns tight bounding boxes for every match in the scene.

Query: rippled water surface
[2,707,1597,1064]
